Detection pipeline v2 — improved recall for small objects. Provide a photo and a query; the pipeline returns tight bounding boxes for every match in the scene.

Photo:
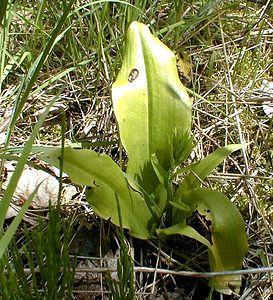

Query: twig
[13,266,273,278]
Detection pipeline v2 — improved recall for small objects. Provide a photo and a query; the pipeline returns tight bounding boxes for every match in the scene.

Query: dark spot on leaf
[128,68,139,82]
[93,180,100,187]
[57,156,60,160]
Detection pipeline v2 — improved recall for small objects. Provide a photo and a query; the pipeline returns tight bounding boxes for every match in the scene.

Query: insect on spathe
[128,68,139,82]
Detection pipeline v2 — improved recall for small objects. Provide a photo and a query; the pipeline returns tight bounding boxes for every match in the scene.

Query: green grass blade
[1,51,32,85]
[0,0,9,28]
[0,0,15,90]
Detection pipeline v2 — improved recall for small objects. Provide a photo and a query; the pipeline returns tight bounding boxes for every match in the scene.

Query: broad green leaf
[190,189,248,295]
[178,144,244,191]
[162,187,248,295]
[157,222,211,249]
[39,147,154,239]
[112,21,192,194]
[169,201,190,212]
[172,144,245,225]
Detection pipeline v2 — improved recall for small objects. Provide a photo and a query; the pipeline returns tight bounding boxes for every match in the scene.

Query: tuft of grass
[0,206,76,299]
[107,193,135,300]
[107,235,135,300]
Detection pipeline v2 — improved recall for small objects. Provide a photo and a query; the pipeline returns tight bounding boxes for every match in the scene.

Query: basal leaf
[39,147,154,239]
[112,21,192,194]
[174,144,245,204]
[172,144,246,225]
[156,222,211,249]
[170,188,248,295]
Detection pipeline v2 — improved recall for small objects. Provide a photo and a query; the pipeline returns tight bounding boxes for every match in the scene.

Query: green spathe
[112,21,192,194]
